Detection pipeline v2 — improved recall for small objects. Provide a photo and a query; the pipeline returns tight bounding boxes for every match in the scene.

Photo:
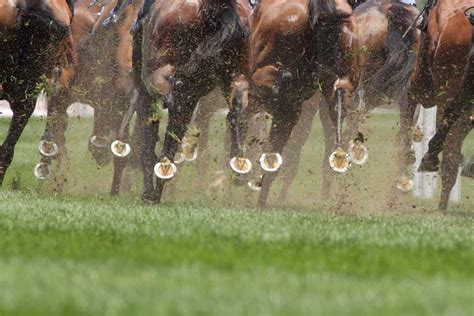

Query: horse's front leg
[135,89,159,202]
[0,97,35,186]
[225,75,252,178]
[257,100,302,208]
[278,96,319,202]
[153,95,197,203]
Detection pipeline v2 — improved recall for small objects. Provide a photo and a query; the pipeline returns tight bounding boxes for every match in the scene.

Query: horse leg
[396,91,417,177]
[438,115,471,212]
[0,103,35,186]
[257,101,302,208]
[225,75,250,180]
[110,98,131,196]
[88,99,114,167]
[153,97,197,203]
[278,97,319,202]
[419,100,470,172]
[135,91,159,202]
[319,99,337,199]
[194,97,216,191]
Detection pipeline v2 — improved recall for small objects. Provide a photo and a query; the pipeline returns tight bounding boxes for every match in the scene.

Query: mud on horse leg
[0,98,35,186]
[153,94,198,203]
[438,115,471,212]
[257,101,302,208]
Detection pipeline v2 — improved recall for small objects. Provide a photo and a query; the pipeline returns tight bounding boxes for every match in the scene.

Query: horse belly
[433,13,471,103]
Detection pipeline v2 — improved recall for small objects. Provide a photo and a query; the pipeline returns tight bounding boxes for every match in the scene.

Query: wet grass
[0,112,473,315]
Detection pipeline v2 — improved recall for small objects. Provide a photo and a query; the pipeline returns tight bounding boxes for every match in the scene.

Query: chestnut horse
[36,0,143,194]
[339,0,420,195]
[411,0,473,211]
[268,0,420,203]
[133,0,251,203]
[0,0,75,185]
[250,0,354,207]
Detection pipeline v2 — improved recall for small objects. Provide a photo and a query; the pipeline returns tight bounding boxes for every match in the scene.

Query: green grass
[1,192,473,315]
[0,113,473,315]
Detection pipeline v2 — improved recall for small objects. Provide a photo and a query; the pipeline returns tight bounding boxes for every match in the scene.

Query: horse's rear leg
[39,90,70,171]
[396,92,417,174]
[279,97,319,202]
[0,103,35,186]
[418,99,468,172]
[258,103,302,208]
[439,115,471,212]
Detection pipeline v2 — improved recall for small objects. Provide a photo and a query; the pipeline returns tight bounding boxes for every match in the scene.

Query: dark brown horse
[250,0,354,207]
[35,0,143,194]
[133,0,252,203]
[411,0,473,211]
[0,0,75,185]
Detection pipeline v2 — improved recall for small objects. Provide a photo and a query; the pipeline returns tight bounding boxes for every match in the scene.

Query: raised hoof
[418,156,440,172]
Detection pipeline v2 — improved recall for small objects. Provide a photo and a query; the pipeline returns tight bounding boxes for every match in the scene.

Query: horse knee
[150,64,175,95]
[252,65,279,90]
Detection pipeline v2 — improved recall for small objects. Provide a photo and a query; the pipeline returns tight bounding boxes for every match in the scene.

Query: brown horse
[35,0,143,195]
[250,0,354,207]
[411,0,473,211]
[133,0,252,203]
[0,0,75,186]
[264,0,420,204]
[340,0,420,195]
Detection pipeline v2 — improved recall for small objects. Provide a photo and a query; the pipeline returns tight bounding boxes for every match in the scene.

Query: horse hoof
[141,192,160,204]
[418,156,440,172]
[247,175,263,192]
[38,140,58,157]
[396,175,414,193]
[259,153,283,172]
[90,135,110,149]
[154,158,177,180]
[174,152,186,165]
[111,140,131,158]
[349,140,368,166]
[34,162,51,180]
[230,157,252,175]
[413,126,424,143]
[329,148,352,173]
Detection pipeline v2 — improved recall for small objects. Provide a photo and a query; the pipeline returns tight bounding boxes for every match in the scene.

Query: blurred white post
[413,105,462,203]
[413,106,438,199]
[449,168,462,203]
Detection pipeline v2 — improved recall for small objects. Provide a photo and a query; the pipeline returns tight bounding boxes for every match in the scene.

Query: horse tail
[183,0,248,73]
[366,2,418,100]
